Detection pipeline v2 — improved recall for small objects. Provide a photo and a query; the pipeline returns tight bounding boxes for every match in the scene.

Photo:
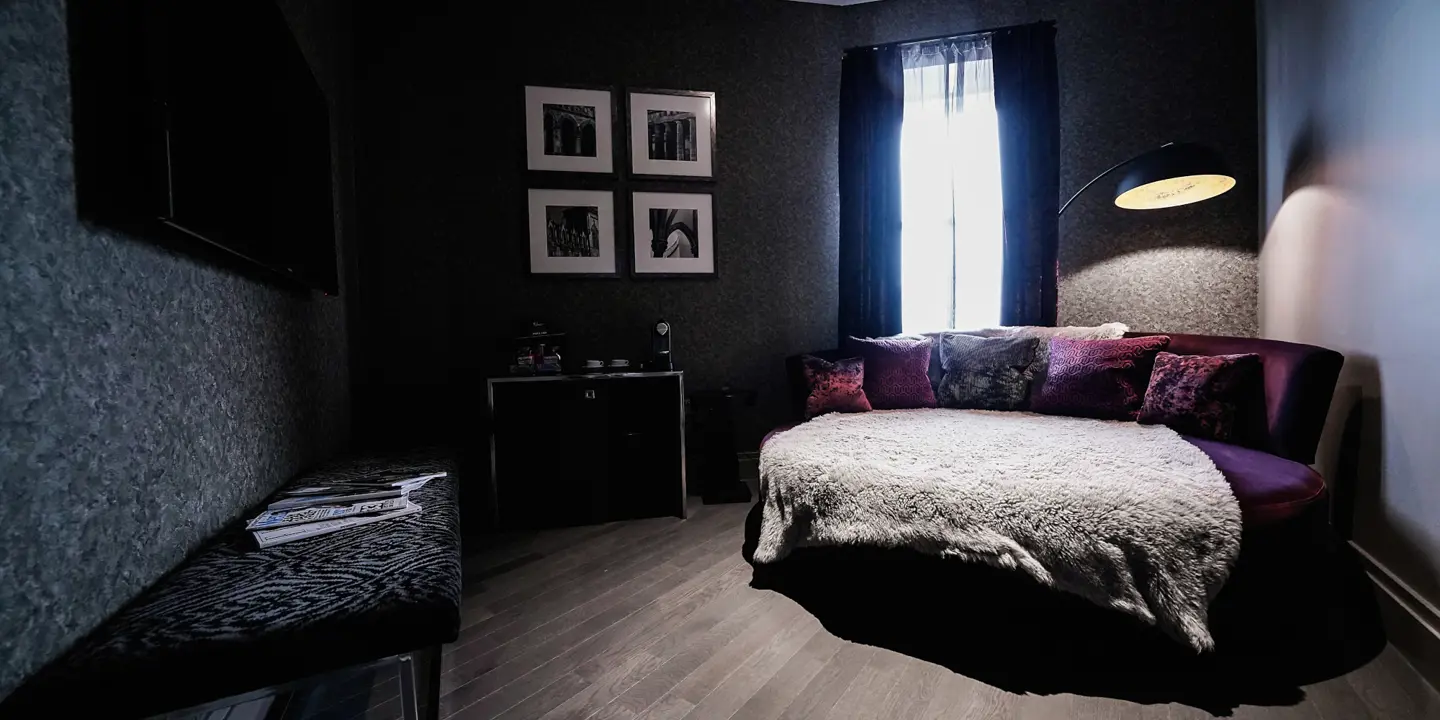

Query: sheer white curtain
[899,36,1004,333]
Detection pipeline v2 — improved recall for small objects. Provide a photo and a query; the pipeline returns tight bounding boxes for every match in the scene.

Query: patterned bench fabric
[2,451,462,718]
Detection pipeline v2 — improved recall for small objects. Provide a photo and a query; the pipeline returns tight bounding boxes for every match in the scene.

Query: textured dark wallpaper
[352,0,1257,448]
[0,0,353,699]
[352,0,843,448]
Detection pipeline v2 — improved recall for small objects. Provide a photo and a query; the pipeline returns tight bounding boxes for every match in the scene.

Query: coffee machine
[645,319,673,372]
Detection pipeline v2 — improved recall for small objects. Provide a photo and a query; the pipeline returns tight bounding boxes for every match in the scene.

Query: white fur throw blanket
[756,409,1242,651]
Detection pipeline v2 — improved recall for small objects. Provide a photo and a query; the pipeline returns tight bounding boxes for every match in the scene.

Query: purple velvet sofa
[775,332,1345,530]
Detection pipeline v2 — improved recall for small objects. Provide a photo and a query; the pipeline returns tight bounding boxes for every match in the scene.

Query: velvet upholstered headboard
[1123,333,1343,465]
[784,332,1344,465]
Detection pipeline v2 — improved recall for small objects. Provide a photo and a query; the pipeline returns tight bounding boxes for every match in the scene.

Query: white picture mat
[632,192,714,274]
[528,189,616,274]
[629,92,714,177]
[525,86,614,174]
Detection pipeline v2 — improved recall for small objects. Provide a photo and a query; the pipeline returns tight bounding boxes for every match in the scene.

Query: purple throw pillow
[801,355,873,419]
[1031,336,1171,420]
[844,336,937,409]
[1139,352,1263,442]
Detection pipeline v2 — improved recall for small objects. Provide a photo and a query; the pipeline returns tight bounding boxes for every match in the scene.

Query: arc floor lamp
[1059,142,1235,215]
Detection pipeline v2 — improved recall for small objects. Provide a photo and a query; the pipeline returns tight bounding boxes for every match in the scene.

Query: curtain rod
[843,19,1055,55]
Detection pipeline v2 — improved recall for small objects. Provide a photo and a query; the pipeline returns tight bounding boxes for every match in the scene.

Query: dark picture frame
[625,89,716,181]
[524,85,618,175]
[526,188,620,277]
[630,189,716,278]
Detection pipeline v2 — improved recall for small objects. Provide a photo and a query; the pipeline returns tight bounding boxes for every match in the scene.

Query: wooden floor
[279,499,1439,720]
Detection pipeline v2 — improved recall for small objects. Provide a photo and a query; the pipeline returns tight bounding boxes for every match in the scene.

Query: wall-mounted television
[70,0,338,294]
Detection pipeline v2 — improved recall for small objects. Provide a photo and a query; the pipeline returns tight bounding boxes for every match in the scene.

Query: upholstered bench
[1,452,462,720]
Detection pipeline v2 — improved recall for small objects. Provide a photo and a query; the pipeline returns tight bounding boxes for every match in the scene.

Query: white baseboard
[1351,541,1440,691]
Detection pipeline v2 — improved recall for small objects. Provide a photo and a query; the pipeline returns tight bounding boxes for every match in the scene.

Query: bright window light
[900,51,1004,334]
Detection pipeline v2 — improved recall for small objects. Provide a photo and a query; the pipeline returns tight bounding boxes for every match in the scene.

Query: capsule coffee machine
[644,319,673,372]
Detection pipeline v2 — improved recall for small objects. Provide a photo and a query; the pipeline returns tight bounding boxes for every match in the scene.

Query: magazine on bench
[266,472,445,511]
[248,472,444,548]
[278,471,446,498]
[266,488,405,511]
[246,496,412,531]
[252,501,422,548]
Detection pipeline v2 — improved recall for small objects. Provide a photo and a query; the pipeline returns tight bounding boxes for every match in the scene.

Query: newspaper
[246,496,411,531]
[266,472,444,511]
[392,473,443,492]
[253,500,422,548]
[248,471,443,549]
[276,472,445,498]
[267,488,403,511]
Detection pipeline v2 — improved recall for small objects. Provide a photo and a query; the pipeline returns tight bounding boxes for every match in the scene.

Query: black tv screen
[70,0,338,293]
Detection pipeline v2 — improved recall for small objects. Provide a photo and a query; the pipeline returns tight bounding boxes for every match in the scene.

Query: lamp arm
[1058,142,1175,216]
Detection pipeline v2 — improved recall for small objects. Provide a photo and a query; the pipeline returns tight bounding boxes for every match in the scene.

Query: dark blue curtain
[838,46,904,343]
[992,22,1060,327]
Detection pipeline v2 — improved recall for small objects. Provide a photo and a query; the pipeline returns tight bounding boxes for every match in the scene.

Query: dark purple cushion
[844,336,937,410]
[1185,437,1326,526]
[788,333,1344,464]
[1126,333,1344,465]
[1139,352,1264,443]
[1031,336,1170,420]
[801,356,872,419]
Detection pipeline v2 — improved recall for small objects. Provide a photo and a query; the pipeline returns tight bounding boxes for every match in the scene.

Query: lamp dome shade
[1113,143,1235,210]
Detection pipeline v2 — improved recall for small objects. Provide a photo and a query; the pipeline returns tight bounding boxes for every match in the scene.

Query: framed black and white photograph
[527,189,617,275]
[525,86,615,174]
[627,90,716,179]
[631,191,715,276]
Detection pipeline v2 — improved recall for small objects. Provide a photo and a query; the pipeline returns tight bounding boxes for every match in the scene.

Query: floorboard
[774,642,876,720]
[678,610,822,720]
[1299,674,1373,720]
[579,585,774,720]
[826,648,909,720]
[457,506,739,628]
[922,675,1016,720]
[440,552,750,716]
[445,514,744,672]
[728,624,846,720]
[241,498,1438,720]
[630,597,813,720]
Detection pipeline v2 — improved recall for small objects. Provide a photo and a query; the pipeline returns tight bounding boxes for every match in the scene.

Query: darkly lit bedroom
[4,0,1440,718]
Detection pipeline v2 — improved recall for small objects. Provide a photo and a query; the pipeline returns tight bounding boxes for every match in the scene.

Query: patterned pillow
[844,336,937,410]
[1139,352,1263,442]
[801,355,873,419]
[937,323,1129,402]
[1007,323,1130,385]
[936,335,1041,410]
[1031,336,1171,420]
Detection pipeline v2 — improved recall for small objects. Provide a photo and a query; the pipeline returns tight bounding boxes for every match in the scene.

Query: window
[899,37,1005,334]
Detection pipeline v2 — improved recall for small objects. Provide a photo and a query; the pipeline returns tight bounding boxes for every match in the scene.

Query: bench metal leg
[425,644,444,720]
[398,653,420,720]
